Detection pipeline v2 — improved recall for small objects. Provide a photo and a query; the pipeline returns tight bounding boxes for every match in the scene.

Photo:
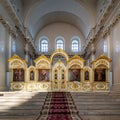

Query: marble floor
[0,91,120,120]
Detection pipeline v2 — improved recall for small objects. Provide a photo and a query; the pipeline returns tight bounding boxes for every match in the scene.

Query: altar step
[71,92,120,120]
[0,92,47,120]
[0,92,120,120]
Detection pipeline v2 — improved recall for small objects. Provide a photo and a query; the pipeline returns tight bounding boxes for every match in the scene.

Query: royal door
[52,60,67,91]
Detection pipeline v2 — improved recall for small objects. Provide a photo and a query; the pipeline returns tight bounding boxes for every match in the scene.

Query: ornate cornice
[34,54,51,63]
[1,0,22,26]
[84,0,120,57]
[68,54,85,62]
[91,54,112,64]
[8,54,28,64]
[102,13,120,38]
[0,0,37,55]
[0,14,37,55]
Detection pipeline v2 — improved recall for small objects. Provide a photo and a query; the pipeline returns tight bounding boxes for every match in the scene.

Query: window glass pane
[40,39,48,52]
[56,39,64,50]
[12,41,16,53]
[104,40,108,53]
[71,39,79,52]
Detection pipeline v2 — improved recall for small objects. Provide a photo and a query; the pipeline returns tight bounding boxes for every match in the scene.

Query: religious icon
[85,71,89,80]
[13,69,19,81]
[30,71,34,80]
[13,69,24,82]
[55,74,57,79]
[70,69,80,82]
[62,74,64,79]
[38,69,49,82]
[94,68,106,82]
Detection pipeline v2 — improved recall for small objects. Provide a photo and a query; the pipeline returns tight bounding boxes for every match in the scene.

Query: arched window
[103,40,108,53]
[39,37,48,52]
[56,36,65,50]
[71,36,81,52]
[12,40,16,53]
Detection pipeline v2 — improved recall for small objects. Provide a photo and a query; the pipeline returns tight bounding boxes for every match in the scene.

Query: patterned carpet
[36,92,83,120]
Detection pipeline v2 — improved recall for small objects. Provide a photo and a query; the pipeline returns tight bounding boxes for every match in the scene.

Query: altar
[8,49,111,92]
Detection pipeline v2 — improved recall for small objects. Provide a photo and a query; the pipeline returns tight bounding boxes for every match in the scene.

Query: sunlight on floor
[0,91,39,112]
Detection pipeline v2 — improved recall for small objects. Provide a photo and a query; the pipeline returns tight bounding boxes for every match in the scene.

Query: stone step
[0,102,44,106]
[0,91,120,120]
[73,99,120,102]
[0,116,35,120]
[0,92,47,97]
[81,115,120,120]
[0,99,45,102]
[0,94,3,96]
[0,109,40,116]
[76,104,120,110]
[74,102,120,105]
[77,110,120,115]
[71,93,120,96]
[2,95,46,97]
[0,105,42,110]
[71,95,120,98]
[0,92,46,120]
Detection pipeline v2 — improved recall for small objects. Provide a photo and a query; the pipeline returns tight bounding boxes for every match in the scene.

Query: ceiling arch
[34,11,86,40]
[23,0,96,40]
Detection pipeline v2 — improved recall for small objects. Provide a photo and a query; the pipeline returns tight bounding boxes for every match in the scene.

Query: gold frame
[8,54,27,91]
[92,54,111,91]
[8,52,111,92]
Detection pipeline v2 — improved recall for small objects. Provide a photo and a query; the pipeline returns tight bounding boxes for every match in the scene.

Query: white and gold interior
[8,49,111,92]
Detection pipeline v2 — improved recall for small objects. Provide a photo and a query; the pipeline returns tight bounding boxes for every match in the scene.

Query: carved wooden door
[52,60,67,91]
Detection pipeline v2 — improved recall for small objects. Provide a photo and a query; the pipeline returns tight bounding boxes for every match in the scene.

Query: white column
[107,35,111,58]
[8,32,12,58]
[0,23,6,90]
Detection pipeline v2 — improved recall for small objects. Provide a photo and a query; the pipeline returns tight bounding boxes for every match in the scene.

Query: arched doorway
[52,59,67,91]
[51,49,69,91]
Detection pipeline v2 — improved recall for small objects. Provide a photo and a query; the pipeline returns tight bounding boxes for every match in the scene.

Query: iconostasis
[8,49,111,92]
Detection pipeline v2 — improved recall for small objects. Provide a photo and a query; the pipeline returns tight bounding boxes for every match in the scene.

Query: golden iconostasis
[8,49,111,92]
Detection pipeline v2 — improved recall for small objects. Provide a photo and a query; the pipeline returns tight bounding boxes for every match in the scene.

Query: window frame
[55,36,65,50]
[71,36,81,52]
[39,36,49,53]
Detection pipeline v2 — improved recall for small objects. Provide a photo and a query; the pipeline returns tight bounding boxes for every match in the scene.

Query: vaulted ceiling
[22,0,97,41]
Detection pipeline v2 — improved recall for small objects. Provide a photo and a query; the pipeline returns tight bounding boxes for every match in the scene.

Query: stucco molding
[84,0,120,57]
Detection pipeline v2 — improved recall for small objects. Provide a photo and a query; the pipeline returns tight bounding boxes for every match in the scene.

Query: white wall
[35,22,85,55]
[94,36,109,58]
[15,36,25,58]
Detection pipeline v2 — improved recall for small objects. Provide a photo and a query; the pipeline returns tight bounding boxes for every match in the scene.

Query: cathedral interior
[0,0,120,120]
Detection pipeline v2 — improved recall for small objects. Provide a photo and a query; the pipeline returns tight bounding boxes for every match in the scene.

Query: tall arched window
[39,37,48,52]
[103,40,108,53]
[71,36,81,52]
[56,36,65,50]
[12,40,16,53]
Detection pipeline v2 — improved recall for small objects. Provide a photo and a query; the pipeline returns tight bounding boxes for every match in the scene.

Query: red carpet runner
[36,92,83,120]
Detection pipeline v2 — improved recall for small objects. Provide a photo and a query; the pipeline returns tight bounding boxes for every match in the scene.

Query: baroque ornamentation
[8,50,111,92]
